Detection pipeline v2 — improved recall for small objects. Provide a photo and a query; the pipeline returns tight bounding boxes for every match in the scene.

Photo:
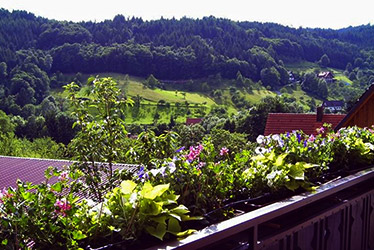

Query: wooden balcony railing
[152,167,374,250]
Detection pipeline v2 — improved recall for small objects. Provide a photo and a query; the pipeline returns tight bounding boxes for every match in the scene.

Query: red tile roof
[264,113,345,136]
[0,156,138,189]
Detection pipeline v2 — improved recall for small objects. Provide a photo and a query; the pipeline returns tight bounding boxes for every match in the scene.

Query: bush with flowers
[2,77,374,249]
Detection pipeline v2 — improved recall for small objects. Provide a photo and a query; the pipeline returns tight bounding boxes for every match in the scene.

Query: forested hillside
[1,8,374,145]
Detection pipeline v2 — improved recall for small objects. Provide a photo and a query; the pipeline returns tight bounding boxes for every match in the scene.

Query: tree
[0,110,14,134]
[0,62,7,79]
[145,74,161,89]
[345,62,353,72]
[65,77,133,201]
[349,72,357,81]
[319,54,330,67]
[260,67,280,87]
[354,57,364,68]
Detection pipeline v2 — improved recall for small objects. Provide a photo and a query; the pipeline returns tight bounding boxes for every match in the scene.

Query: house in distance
[322,100,345,113]
[317,71,335,83]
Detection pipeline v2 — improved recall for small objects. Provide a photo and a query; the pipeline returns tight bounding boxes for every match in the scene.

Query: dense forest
[1,8,374,148]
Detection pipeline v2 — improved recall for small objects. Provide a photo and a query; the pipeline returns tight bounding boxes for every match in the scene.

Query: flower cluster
[54,198,72,216]
[185,144,203,162]
[0,188,13,203]
[220,147,229,156]
[58,171,69,182]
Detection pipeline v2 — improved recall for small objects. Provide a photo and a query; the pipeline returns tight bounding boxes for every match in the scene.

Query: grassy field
[50,72,325,124]
[245,89,276,103]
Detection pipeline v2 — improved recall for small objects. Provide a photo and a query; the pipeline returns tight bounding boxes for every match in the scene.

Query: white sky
[1,0,374,29]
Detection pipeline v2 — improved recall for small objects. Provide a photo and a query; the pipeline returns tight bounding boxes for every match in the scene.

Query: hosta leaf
[288,162,309,180]
[120,180,137,194]
[181,215,203,221]
[170,205,190,215]
[146,223,167,240]
[151,216,167,225]
[169,213,181,221]
[143,183,170,200]
[167,217,181,233]
[285,179,300,191]
[275,154,287,167]
[140,200,162,215]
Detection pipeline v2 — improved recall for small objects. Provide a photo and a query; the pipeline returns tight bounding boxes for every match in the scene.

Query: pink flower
[58,171,69,181]
[308,134,315,142]
[220,147,229,156]
[317,127,325,134]
[0,188,13,203]
[54,198,72,216]
[185,144,204,162]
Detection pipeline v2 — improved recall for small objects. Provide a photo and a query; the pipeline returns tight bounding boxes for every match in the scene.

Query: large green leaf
[120,180,137,194]
[143,183,170,200]
[170,205,190,215]
[146,223,167,240]
[285,179,300,191]
[288,163,305,180]
[275,154,288,167]
[167,217,181,233]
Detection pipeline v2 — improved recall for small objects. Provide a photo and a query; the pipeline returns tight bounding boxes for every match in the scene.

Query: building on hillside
[322,100,345,113]
[0,156,138,189]
[264,107,345,136]
[288,71,296,82]
[335,84,374,130]
[186,118,203,125]
[317,71,335,83]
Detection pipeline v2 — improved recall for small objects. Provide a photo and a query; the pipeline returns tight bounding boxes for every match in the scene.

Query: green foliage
[318,54,330,67]
[126,130,179,165]
[260,67,281,88]
[97,180,198,241]
[330,126,374,170]
[0,167,89,249]
[66,77,133,201]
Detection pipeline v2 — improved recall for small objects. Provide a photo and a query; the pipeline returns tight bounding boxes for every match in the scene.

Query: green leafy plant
[65,77,133,201]
[91,180,198,243]
[0,167,90,249]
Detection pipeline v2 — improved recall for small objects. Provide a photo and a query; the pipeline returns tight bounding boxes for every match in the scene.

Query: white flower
[271,134,280,141]
[102,207,111,216]
[168,162,176,173]
[129,193,137,208]
[365,143,374,150]
[267,171,276,180]
[149,168,160,176]
[255,147,267,155]
[256,135,265,144]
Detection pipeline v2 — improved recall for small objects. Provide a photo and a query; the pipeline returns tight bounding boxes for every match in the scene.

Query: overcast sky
[1,0,373,29]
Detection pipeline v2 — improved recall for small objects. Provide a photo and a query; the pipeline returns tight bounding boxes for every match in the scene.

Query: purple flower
[297,133,302,143]
[220,147,229,156]
[137,166,146,180]
[303,140,307,147]
[286,132,290,138]
[175,146,185,153]
[308,134,315,142]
